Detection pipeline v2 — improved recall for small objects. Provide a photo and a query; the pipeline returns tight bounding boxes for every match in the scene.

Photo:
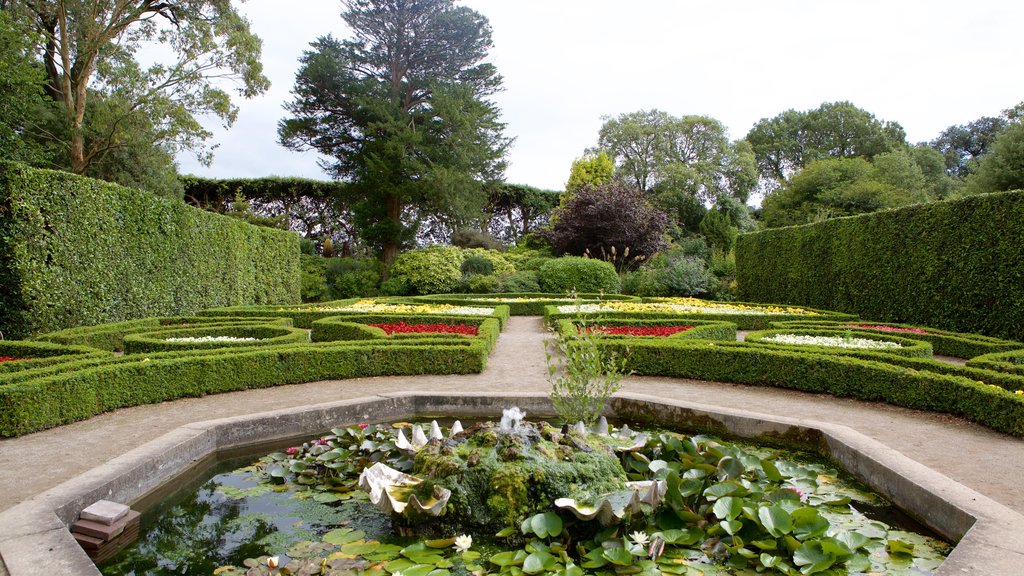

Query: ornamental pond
[100,411,950,576]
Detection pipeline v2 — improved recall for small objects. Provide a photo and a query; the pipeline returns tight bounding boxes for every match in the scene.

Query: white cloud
[178,0,1024,192]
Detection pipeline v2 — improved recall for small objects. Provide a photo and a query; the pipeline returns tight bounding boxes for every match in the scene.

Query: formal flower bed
[845,324,930,335]
[368,322,478,336]
[0,356,29,363]
[761,334,904,350]
[558,298,818,316]
[163,335,260,343]
[583,325,694,337]
[310,300,495,316]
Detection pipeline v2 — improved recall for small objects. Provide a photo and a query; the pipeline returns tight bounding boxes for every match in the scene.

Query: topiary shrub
[300,255,328,302]
[379,277,411,296]
[467,274,499,294]
[388,246,464,294]
[619,268,669,297]
[537,257,620,294]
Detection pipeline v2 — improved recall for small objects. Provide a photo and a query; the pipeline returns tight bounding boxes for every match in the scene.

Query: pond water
[99,420,951,576]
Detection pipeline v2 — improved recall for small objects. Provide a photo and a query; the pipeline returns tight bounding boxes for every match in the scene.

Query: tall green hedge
[736,190,1024,342]
[0,163,301,338]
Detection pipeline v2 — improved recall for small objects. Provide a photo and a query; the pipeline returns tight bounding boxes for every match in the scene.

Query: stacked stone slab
[71,500,141,563]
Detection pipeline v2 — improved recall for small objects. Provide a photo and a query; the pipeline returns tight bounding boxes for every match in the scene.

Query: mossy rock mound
[410,421,628,532]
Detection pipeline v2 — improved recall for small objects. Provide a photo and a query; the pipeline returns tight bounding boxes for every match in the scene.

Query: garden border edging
[0,392,1019,575]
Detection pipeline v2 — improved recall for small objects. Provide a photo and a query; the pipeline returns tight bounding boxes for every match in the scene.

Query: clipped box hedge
[552,317,737,342]
[311,315,502,352]
[202,301,512,329]
[767,320,1023,359]
[410,293,640,316]
[743,328,934,359]
[593,338,1024,437]
[0,340,107,374]
[36,315,295,352]
[0,338,491,437]
[736,189,1024,342]
[967,350,1024,376]
[123,324,309,354]
[0,162,301,339]
[542,304,855,331]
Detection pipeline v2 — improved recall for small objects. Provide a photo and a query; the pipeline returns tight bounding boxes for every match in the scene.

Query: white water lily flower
[454,534,473,553]
[267,556,279,568]
[630,531,650,547]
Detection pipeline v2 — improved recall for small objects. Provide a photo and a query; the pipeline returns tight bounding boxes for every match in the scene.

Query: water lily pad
[602,546,634,566]
[324,528,366,545]
[758,504,793,538]
[522,551,556,574]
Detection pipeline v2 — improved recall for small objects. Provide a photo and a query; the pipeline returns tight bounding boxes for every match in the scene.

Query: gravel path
[2,316,1022,515]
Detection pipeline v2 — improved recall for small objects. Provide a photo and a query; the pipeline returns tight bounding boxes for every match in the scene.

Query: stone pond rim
[0,392,1022,575]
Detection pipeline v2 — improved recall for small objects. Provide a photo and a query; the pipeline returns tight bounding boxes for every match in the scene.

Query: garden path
[1,316,1022,518]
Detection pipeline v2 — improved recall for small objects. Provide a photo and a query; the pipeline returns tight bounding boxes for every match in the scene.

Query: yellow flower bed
[308,300,495,316]
[558,298,818,316]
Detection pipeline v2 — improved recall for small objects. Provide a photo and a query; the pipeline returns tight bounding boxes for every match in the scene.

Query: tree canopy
[746,101,907,188]
[964,122,1024,195]
[2,0,269,189]
[279,0,509,264]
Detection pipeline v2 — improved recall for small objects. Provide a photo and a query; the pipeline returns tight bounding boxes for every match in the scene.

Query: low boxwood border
[592,338,1024,437]
[201,300,512,329]
[553,318,737,342]
[0,339,490,437]
[123,325,310,354]
[312,315,502,353]
[967,350,1024,376]
[35,316,294,352]
[0,341,107,374]
[744,328,934,359]
[542,305,855,331]
[768,320,1024,359]
[410,293,640,315]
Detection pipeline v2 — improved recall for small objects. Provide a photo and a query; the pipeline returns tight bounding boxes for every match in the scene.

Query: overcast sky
[176,0,1024,192]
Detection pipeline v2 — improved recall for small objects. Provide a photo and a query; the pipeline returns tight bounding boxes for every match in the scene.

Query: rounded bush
[389,246,464,294]
[460,255,495,276]
[659,256,714,297]
[467,274,499,294]
[499,271,541,292]
[461,248,515,276]
[326,257,381,299]
[537,257,620,294]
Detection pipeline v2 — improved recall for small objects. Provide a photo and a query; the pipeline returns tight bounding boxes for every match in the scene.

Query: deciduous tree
[3,0,269,178]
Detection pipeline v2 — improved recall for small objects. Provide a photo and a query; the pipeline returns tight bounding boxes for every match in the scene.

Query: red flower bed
[583,325,694,337]
[845,324,930,335]
[368,322,478,336]
[0,356,29,363]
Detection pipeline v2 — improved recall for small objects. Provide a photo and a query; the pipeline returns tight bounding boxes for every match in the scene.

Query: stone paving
[2,315,1023,516]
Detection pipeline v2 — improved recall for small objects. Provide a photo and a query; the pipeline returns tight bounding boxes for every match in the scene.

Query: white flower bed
[556,304,602,313]
[761,334,902,349]
[439,306,496,316]
[164,336,259,343]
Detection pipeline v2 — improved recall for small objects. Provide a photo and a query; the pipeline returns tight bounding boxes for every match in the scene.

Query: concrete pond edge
[0,391,1020,575]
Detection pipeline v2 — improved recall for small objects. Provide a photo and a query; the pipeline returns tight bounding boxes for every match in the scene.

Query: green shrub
[498,271,541,293]
[659,256,714,297]
[0,162,300,338]
[537,257,620,294]
[460,255,495,276]
[452,228,503,250]
[379,277,411,296]
[388,245,464,294]
[619,268,669,297]
[300,254,328,302]
[461,248,516,276]
[326,257,380,299]
[699,210,738,253]
[466,274,499,294]
[710,249,736,278]
[736,189,1024,341]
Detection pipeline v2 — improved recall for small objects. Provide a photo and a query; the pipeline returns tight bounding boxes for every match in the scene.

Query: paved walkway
[2,316,1023,515]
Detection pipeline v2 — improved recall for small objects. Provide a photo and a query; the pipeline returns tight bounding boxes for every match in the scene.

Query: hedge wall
[0,163,301,338]
[736,190,1024,341]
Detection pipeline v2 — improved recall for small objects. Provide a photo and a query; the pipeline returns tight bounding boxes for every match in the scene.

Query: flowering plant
[0,356,29,363]
[582,325,694,337]
[309,300,494,316]
[558,298,817,316]
[845,324,930,335]
[368,322,478,336]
